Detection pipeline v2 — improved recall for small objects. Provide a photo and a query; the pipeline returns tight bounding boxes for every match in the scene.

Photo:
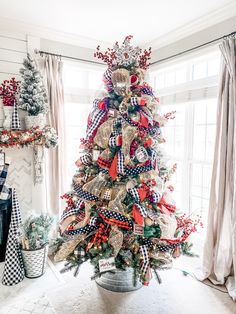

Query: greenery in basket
[20,214,53,250]
[18,54,48,116]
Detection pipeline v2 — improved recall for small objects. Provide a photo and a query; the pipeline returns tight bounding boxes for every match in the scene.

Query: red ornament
[130,74,139,86]
[139,98,146,106]
[98,101,107,110]
[144,137,153,147]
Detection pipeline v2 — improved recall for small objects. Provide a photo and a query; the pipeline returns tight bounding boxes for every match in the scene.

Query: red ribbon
[109,152,118,180]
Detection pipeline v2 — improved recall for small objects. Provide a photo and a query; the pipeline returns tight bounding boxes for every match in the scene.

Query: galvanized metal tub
[96,268,142,292]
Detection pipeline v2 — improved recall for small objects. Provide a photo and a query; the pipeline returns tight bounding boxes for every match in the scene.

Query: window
[63,61,106,187]
[150,48,220,242]
[63,48,220,246]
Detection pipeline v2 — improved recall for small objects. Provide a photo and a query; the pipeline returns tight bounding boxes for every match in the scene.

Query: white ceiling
[0,0,235,48]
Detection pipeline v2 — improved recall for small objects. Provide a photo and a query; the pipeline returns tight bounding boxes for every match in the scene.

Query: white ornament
[135,146,148,163]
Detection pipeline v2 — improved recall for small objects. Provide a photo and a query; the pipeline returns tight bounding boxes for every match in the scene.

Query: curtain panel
[39,55,67,215]
[196,36,236,301]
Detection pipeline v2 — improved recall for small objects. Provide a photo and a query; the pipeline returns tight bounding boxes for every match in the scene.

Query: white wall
[0,14,235,218]
[0,31,44,218]
[151,16,236,64]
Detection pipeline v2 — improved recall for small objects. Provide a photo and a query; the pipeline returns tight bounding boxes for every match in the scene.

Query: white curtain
[39,55,67,215]
[196,36,236,301]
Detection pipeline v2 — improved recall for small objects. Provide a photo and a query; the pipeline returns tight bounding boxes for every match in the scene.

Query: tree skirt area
[0,257,235,314]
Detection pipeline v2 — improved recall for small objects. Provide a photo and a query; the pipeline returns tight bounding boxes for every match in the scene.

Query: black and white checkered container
[21,245,48,278]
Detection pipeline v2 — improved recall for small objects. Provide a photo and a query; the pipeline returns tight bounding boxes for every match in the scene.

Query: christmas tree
[54,36,200,285]
[18,54,47,116]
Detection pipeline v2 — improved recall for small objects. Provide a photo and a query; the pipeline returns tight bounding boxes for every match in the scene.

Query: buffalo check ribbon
[64,217,98,236]
[97,207,133,230]
[140,244,149,278]
[86,99,108,142]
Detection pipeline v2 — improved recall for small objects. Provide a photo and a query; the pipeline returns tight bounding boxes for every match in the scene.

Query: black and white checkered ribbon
[103,69,113,92]
[149,148,157,168]
[2,189,24,285]
[73,184,99,201]
[135,203,148,217]
[109,136,116,147]
[11,103,21,130]
[80,153,92,165]
[117,149,125,174]
[128,187,140,202]
[98,207,133,229]
[60,208,81,223]
[0,163,11,200]
[103,68,112,81]
[141,238,181,252]
[86,109,107,140]
[140,86,154,97]
[125,161,153,176]
[89,217,97,226]
[150,191,161,203]
[130,96,139,107]
[121,114,160,135]
[64,217,98,236]
[140,245,149,277]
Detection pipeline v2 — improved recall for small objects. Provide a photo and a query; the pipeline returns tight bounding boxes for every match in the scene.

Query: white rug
[47,262,236,314]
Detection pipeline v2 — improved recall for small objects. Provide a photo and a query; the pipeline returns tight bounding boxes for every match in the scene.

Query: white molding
[0,2,235,50]
[143,1,236,50]
[0,16,112,49]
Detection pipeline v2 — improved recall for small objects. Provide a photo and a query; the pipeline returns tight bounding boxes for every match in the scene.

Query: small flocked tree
[53,36,201,286]
[18,54,48,116]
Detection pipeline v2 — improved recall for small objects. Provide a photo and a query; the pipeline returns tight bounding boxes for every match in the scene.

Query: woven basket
[21,245,48,278]
[96,268,142,292]
[25,113,45,130]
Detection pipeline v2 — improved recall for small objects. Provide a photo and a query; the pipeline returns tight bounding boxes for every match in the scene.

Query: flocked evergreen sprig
[18,54,48,116]
[20,214,53,250]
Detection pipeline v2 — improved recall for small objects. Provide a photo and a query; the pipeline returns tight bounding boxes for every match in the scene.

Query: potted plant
[20,213,53,278]
[0,78,21,130]
[18,54,48,129]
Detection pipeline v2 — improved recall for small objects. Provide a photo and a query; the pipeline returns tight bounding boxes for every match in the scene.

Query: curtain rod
[151,30,236,65]
[35,49,104,66]
[35,30,236,67]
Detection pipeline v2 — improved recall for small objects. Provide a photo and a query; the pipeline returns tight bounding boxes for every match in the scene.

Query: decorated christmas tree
[54,36,200,285]
[18,54,47,116]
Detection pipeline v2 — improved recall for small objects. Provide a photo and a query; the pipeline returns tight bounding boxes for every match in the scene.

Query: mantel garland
[0,126,58,149]
[0,126,58,184]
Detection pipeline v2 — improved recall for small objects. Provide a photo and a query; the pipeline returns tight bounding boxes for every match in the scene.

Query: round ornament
[135,146,148,163]
[130,74,139,86]
[144,217,154,226]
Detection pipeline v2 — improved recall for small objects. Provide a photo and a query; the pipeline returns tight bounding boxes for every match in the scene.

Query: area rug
[47,262,235,314]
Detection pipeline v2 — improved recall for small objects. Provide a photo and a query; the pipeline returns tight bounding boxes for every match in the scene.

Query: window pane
[205,125,216,162]
[88,71,103,90]
[206,99,217,124]
[63,65,86,88]
[193,125,206,160]
[156,73,165,89]
[165,71,175,87]
[192,61,207,80]
[207,58,220,76]
[175,67,186,84]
